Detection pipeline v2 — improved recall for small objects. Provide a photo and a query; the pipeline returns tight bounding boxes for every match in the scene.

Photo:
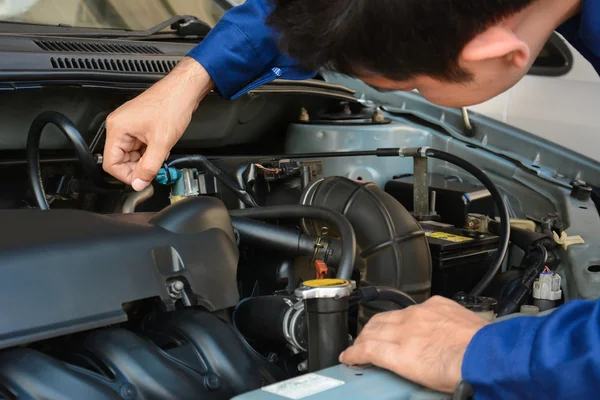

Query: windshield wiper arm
[128,15,211,38]
[0,15,211,39]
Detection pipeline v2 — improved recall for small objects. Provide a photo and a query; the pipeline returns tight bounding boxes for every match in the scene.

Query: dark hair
[267,0,535,82]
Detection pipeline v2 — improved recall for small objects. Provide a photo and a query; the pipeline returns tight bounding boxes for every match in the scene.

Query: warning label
[425,231,474,243]
[261,374,345,399]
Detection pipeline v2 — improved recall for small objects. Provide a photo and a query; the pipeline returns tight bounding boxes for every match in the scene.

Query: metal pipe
[122,185,155,213]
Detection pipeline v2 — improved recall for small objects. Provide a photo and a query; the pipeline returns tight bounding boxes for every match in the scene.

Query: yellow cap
[301,279,350,288]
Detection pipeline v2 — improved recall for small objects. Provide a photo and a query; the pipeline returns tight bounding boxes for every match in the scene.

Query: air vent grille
[35,40,162,55]
[50,57,179,73]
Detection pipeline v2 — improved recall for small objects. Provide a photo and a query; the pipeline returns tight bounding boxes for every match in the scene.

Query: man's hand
[103,57,214,191]
[340,296,488,393]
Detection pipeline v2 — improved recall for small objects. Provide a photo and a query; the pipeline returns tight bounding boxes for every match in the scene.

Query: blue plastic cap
[156,167,182,185]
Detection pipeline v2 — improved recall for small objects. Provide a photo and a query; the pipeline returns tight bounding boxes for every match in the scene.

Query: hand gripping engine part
[300,176,432,326]
[295,279,353,372]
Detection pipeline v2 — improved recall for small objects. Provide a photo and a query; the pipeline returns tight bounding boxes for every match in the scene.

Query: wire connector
[156,167,182,185]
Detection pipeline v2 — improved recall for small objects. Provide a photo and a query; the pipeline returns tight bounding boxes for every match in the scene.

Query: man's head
[267,0,572,107]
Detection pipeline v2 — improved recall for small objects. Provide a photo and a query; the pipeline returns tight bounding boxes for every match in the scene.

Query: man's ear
[461,26,530,69]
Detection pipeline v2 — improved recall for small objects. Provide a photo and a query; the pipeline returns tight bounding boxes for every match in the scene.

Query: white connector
[533,272,562,301]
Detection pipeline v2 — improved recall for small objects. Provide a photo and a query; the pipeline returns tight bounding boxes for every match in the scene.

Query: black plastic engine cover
[0,197,239,350]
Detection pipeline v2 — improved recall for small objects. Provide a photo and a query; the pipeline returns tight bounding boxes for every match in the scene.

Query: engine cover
[0,197,239,350]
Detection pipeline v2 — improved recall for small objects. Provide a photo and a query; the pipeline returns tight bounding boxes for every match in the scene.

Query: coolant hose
[230,216,343,265]
[27,111,101,210]
[423,149,510,296]
[229,205,356,281]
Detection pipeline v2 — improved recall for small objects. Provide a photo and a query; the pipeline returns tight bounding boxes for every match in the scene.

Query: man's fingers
[131,143,169,191]
[341,340,406,373]
[102,143,133,184]
[354,322,405,344]
[341,340,425,384]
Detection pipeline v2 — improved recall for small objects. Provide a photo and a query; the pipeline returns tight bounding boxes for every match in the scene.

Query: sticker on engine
[425,231,474,243]
[261,373,344,399]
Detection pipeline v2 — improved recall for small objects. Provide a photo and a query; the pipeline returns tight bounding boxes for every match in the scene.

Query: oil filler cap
[295,279,354,299]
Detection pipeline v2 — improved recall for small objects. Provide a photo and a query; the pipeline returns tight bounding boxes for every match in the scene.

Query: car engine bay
[0,35,600,400]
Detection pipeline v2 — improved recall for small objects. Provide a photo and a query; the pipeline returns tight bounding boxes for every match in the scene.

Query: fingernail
[132,178,150,192]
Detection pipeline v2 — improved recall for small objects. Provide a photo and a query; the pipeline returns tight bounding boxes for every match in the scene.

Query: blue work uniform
[187,1,600,399]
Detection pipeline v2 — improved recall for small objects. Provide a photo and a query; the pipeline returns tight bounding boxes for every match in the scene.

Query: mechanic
[103,0,600,398]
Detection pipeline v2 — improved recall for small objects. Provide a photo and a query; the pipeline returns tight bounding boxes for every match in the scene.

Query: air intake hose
[301,177,432,320]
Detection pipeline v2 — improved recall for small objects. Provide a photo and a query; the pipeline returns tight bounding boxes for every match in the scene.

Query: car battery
[385,174,496,228]
[422,222,499,297]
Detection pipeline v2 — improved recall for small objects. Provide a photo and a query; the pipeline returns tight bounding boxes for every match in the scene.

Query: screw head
[119,383,137,399]
[204,373,221,391]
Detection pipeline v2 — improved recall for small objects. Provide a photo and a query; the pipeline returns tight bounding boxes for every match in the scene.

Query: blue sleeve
[186,0,316,100]
[462,299,600,399]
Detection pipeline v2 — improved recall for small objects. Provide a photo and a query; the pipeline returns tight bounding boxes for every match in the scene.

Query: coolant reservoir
[452,293,498,321]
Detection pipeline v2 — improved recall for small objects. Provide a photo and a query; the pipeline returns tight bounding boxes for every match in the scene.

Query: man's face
[357,23,537,108]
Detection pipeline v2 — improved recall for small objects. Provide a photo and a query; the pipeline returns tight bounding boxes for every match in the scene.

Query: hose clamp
[282,299,307,352]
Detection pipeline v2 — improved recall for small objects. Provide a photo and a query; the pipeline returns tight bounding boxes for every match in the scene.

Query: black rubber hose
[229,205,356,281]
[27,111,100,210]
[497,243,548,317]
[373,287,417,308]
[168,155,258,208]
[358,286,417,309]
[424,148,510,297]
[231,216,344,265]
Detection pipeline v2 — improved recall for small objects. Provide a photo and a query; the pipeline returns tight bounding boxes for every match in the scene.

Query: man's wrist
[159,57,216,112]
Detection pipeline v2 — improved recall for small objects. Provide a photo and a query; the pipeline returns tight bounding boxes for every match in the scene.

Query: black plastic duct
[301,177,432,303]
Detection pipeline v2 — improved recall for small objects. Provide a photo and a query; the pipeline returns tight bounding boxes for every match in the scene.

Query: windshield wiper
[0,15,211,39]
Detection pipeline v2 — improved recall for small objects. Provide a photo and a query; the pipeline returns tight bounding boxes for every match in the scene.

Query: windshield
[0,0,244,30]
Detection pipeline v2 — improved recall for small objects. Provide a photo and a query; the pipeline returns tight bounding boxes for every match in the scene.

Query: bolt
[297,360,308,372]
[93,154,103,164]
[267,353,279,363]
[299,108,310,122]
[343,103,352,115]
[372,107,385,123]
[204,373,221,391]
[119,383,137,399]
[167,280,185,298]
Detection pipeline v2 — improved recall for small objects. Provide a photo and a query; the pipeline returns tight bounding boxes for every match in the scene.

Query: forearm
[463,299,600,399]
[154,57,215,114]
